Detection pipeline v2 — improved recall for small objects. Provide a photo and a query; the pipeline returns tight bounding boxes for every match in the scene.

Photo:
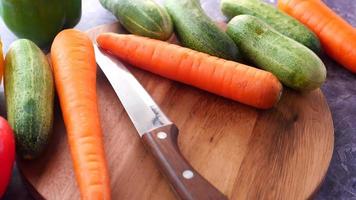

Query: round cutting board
[19,23,334,200]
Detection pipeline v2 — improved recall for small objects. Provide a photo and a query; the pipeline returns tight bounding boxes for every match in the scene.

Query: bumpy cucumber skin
[164,0,241,61]
[226,15,326,91]
[221,0,321,54]
[99,0,173,40]
[4,39,54,159]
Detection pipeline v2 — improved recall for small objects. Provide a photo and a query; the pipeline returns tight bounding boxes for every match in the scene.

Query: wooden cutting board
[19,23,334,200]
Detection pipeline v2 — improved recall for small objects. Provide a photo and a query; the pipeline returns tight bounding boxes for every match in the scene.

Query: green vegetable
[0,0,81,47]
[226,15,326,91]
[64,0,82,28]
[164,0,241,61]
[99,0,173,40]
[5,39,54,159]
[221,0,321,53]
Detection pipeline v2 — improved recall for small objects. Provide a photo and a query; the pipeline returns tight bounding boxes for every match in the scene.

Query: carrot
[97,33,282,109]
[0,39,4,82]
[51,29,111,200]
[278,0,356,73]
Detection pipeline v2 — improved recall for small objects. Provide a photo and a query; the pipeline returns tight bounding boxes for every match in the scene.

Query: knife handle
[142,124,227,200]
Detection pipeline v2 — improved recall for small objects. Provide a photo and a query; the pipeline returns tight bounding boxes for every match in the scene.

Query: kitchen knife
[94,44,227,200]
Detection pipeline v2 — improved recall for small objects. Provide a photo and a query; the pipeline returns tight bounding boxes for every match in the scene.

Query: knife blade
[94,44,227,200]
[93,44,171,136]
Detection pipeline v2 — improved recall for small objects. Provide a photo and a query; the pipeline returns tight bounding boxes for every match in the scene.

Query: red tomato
[0,117,15,197]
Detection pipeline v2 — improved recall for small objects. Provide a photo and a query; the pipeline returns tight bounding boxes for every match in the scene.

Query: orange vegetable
[278,0,356,73]
[97,33,282,109]
[51,29,111,200]
[0,40,4,82]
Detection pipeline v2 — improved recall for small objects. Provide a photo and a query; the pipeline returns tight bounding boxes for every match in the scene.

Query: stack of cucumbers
[221,0,326,90]
[101,0,326,91]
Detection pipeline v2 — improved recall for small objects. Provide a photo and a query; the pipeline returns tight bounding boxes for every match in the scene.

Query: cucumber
[221,0,321,54]
[99,0,173,40]
[4,39,54,159]
[164,0,241,61]
[226,15,326,91]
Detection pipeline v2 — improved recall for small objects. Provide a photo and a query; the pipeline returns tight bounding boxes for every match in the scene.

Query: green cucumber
[164,0,241,61]
[221,0,321,53]
[99,0,173,40]
[5,39,54,159]
[226,15,326,91]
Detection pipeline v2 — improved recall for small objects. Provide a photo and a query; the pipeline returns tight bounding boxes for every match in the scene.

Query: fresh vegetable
[97,33,282,109]
[99,0,173,40]
[226,15,326,91]
[5,39,54,159]
[164,0,241,61]
[278,0,356,73]
[0,0,82,47]
[0,39,4,82]
[51,29,111,199]
[0,117,15,198]
[220,0,321,53]
[64,0,82,28]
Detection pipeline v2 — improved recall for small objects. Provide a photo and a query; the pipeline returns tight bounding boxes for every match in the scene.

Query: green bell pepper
[0,0,81,47]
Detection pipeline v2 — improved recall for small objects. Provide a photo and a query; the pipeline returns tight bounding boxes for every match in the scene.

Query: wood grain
[18,23,334,200]
[143,124,227,200]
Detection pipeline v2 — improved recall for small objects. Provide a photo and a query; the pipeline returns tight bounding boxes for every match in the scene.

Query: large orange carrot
[97,33,282,109]
[278,0,356,73]
[51,29,111,199]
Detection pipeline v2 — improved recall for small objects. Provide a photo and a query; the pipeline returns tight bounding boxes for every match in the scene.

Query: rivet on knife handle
[142,124,228,200]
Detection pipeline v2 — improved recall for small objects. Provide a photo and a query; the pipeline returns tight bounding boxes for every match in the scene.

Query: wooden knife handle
[142,124,227,200]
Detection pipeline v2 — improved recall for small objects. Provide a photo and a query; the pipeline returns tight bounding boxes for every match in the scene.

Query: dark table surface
[1,0,355,199]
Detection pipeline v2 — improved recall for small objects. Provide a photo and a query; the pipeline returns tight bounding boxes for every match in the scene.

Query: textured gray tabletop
[1,0,355,199]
